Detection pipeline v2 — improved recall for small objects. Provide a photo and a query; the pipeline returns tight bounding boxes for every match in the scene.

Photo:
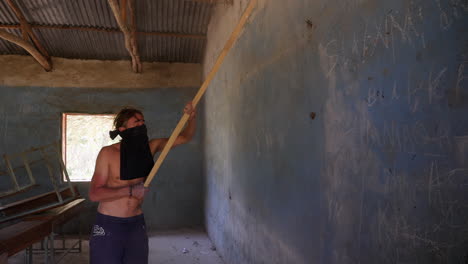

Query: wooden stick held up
[144,0,258,187]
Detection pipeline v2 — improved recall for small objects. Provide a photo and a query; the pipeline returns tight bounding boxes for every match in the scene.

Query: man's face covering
[111,124,154,181]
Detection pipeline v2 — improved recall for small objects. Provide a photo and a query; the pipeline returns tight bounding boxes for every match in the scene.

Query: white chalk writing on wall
[317,0,468,261]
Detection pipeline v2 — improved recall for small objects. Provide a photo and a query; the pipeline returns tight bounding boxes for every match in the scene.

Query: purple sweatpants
[89,212,148,264]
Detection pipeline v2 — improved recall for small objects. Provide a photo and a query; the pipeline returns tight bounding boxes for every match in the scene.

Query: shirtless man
[88,102,196,264]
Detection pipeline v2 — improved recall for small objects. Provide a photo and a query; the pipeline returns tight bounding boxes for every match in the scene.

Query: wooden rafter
[120,0,128,24]
[5,0,51,65]
[0,24,206,39]
[127,0,140,72]
[0,30,51,71]
[108,0,142,73]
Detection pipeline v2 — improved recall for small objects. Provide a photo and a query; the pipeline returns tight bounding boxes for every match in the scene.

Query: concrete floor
[8,229,225,264]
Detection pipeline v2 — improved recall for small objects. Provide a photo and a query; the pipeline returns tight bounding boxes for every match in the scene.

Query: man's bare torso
[97,143,145,217]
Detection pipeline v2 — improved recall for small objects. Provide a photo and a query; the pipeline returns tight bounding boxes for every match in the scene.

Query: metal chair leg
[24,246,33,264]
[44,236,49,264]
[50,232,55,263]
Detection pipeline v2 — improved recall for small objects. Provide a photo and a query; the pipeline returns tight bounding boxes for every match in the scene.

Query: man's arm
[149,102,197,154]
[88,147,130,202]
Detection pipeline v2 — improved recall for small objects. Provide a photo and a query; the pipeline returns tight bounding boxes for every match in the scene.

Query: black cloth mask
[111,124,154,181]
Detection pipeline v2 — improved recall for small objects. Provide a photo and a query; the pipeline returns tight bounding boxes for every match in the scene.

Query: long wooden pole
[144,0,257,187]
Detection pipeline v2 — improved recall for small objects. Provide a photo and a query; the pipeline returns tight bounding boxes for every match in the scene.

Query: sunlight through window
[62,114,119,182]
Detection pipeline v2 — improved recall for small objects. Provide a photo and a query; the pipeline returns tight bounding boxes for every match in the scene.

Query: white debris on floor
[8,228,225,264]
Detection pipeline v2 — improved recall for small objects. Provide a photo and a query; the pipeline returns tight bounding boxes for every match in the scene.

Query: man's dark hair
[114,107,143,129]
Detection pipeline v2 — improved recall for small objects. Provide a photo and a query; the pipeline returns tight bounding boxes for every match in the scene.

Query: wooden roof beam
[108,0,142,73]
[127,0,141,72]
[0,24,207,39]
[5,0,51,68]
[0,29,51,71]
[120,0,127,23]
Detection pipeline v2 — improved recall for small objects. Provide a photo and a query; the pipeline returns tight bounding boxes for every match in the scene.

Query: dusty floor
[8,229,225,264]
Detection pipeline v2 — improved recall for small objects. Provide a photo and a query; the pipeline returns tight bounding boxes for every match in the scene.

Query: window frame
[61,113,116,182]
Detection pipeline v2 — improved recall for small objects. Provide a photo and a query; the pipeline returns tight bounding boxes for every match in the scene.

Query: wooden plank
[3,155,20,190]
[0,184,39,199]
[24,198,85,225]
[144,0,257,187]
[0,187,78,211]
[0,199,84,257]
[0,158,44,177]
[0,187,79,221]
[53,199,85,227]
[0,220,51,257]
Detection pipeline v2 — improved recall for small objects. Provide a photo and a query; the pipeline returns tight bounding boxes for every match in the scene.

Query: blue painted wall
[0,86,203,232]
[203,0,468,263]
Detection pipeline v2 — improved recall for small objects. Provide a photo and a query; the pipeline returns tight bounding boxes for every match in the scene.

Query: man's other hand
[131,183,149,199]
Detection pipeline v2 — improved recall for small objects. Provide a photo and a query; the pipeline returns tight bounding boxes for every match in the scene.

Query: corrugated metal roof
[0,0,213,63]
[18,0,119,28]
[136,0,212,34]
[35,28,128,60]
[0,1,19,24]
[139,35,206,63]
[0,29,27,55]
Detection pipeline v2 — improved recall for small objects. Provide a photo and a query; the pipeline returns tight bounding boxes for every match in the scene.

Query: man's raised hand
[184,101,196,120]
